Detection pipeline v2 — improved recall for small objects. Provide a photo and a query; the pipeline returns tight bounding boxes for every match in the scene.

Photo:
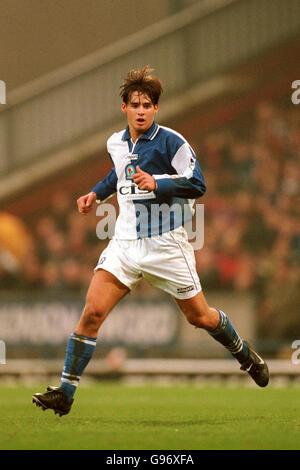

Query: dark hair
[120,66,163,105]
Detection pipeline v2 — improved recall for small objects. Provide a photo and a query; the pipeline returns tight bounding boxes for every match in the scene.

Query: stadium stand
[1,97,299,346]
[0,1,299,378]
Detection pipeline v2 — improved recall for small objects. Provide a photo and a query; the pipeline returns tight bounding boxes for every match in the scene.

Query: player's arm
[77,168,117,215]
[154,142,206,199]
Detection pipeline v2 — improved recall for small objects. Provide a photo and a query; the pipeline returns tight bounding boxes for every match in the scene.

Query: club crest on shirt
[125,163,136,180]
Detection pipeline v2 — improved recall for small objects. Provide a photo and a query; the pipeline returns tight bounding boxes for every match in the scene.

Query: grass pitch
[0,383,299,450]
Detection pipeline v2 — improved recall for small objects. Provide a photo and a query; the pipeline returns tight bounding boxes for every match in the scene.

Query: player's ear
[154,104,159,114]
[121,102,127,114]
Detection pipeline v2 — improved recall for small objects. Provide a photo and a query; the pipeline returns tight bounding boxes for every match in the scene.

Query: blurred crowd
[0,99,299,338]
[194,100,300,338]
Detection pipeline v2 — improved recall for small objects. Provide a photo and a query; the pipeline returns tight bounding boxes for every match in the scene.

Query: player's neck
[129,128,143,143]
[128,122,153,143]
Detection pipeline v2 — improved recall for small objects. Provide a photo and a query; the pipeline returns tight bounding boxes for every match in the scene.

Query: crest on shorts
[125,163,136,180]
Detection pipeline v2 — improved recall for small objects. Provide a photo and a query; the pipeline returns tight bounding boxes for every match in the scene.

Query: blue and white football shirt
[92,121,206,239]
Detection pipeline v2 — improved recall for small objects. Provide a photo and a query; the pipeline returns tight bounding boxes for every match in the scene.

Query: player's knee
[83,302,108,328]
[185,311,205,328]
[185,310,214,330]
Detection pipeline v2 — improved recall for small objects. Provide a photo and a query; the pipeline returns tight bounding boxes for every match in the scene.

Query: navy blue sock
[208,310,249,364]
[60,332,97,401]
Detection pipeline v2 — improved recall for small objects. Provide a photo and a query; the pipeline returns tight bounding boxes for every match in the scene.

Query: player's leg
[59,269,129,398]
[175,290,219,330]
[142,228,268,387]
[75,268,130,337]
[175,291,269,387]
[32,270,130,415]
[175,291,249,361]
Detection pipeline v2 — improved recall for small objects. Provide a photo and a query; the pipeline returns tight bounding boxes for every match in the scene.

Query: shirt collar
[122,121,159,141]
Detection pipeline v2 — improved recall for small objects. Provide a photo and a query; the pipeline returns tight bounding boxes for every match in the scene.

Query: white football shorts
[94,227,201,299]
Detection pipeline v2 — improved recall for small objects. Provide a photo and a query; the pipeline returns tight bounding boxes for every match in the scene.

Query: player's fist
[133,166,157,191]
[77,192,97,215]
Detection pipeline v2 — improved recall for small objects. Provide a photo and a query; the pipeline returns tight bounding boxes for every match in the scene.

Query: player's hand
[133,166,157,191]
[77,192,97,215]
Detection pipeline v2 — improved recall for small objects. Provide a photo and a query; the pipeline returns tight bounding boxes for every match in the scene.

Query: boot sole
[32,395,67,417]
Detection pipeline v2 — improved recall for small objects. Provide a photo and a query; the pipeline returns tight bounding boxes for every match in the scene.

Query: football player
[32,66,269,416]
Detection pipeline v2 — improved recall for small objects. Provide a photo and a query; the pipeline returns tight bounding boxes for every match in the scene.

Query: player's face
[122,92,158,140]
